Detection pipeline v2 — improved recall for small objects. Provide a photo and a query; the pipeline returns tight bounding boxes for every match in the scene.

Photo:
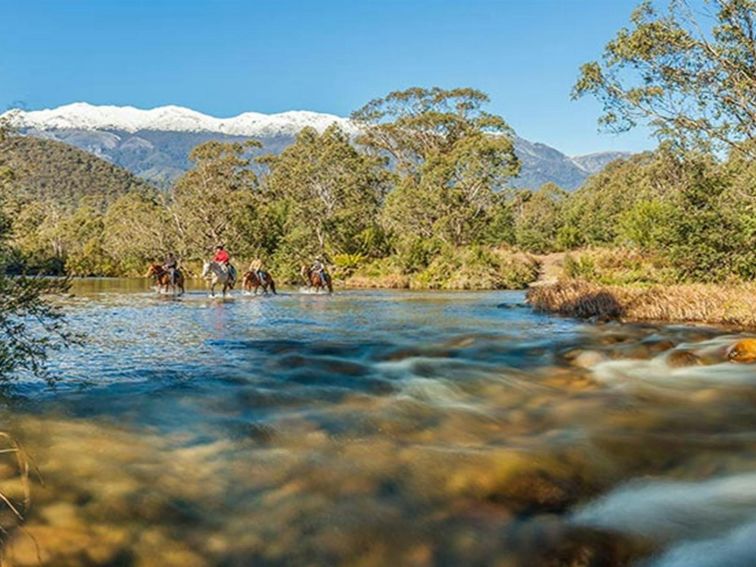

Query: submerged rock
[727,339,756,363]
[571,350,609,369]
[666,350,702,368]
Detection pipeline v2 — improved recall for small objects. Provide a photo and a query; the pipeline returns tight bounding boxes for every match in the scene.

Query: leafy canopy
[574,0,756,158]
[354,87,520,247]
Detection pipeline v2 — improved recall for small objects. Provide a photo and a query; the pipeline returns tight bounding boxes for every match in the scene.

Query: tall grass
[563,248,676,285]
[0,432,35,558]
[346,247,539,290]
[527,280,756,327]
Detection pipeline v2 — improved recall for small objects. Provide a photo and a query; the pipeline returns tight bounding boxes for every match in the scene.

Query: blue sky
[0,0,656,155]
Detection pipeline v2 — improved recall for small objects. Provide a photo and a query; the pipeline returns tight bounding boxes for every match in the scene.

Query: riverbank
[342,248,539,290]
[527,279,756,329]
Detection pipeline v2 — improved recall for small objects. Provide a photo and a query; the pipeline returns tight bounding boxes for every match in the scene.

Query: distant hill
[571,152,632,174]
[0,134,156,209]
[4,103,632,190]
[513,137,632,189]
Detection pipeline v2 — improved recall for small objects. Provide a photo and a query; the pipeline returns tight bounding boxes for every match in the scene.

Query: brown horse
[301,265,333,293]
[146,264,185,296]
[242,270,277,295]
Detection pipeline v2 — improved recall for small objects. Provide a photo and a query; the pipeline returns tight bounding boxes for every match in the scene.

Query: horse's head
[146,264,162,278]
[201,261,213,279]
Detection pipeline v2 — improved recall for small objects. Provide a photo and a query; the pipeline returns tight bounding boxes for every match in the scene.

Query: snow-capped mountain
[5,102,356,137]
[3,103,630,189]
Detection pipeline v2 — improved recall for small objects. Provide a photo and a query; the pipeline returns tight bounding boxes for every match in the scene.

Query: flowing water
[0,280,754,566]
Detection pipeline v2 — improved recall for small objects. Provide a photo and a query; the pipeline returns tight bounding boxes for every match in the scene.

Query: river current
[0,280,754,566]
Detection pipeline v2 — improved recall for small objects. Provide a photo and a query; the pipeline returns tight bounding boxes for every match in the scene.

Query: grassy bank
[527,280,756,328]
[344,247,539,290]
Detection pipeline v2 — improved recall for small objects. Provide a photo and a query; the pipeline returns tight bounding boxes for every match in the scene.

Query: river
[0,280,754,566]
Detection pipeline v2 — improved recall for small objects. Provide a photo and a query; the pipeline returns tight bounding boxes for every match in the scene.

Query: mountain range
[3,103,630,190]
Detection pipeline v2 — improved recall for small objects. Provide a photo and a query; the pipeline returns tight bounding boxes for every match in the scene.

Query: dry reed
[0,432,39,565]
[527,280,756,328]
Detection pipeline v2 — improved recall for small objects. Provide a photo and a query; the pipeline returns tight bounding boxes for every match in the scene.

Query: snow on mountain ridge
[5,102,354,136]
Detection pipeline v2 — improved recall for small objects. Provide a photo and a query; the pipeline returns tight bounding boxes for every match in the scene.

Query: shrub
[562,248,675,285]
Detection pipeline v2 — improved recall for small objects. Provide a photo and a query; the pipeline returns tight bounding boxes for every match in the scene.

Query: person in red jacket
[213,245,236,281]
[213,245,230,265]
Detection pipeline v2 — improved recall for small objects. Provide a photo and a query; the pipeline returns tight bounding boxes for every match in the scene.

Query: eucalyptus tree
[352,87,520,246]
[169,140,262,260]
[262,124,391,258]
[574,0,756,158]
[513,183,568,253]
[103,192,177,274]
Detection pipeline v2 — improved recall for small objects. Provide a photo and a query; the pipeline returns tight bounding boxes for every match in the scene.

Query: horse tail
[269,278,277,295]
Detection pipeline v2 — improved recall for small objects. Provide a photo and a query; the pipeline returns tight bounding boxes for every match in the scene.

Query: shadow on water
[0,280,754,566]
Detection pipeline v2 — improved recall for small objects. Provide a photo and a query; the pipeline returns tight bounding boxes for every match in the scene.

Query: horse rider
[310,256,328,286]
[163,252,179,285]
[213,245,236,281]
[249,257,266,285]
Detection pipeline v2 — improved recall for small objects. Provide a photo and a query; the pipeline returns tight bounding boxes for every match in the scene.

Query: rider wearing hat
[310,256,328,286]
[249,257,266,285]
[163,252,179,285]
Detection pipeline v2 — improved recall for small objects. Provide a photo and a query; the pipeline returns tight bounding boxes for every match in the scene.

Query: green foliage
[479,198,516,246]
[564,254,597,281]
[349,246,538,290]
[0,135,155,210]
[665,160,754,282]
[170,140,262,260]
[355,87,519,247]
[393,236,442,274]
[2,85,753,289]
[560,150,682,246]
[331,253,367,277]
[263,125,390,256]
[513,183,566,253]
[616,199,676,250]
[574,0,756,158]
[409,246,538,290]
[564,249,676,285]
[0,128,78,380]
[56,202,115,276]
[102,193,175,275]
[0,273,78,381]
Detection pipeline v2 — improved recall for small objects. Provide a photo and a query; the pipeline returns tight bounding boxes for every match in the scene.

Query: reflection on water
[0,280,754,566]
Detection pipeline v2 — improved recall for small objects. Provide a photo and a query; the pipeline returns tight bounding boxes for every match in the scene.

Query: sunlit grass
[528,280,756,327]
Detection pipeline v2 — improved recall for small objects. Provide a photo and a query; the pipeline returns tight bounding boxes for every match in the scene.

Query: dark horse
[301,265,333,293]
[146,264,185,296]
[242,270,277,295]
